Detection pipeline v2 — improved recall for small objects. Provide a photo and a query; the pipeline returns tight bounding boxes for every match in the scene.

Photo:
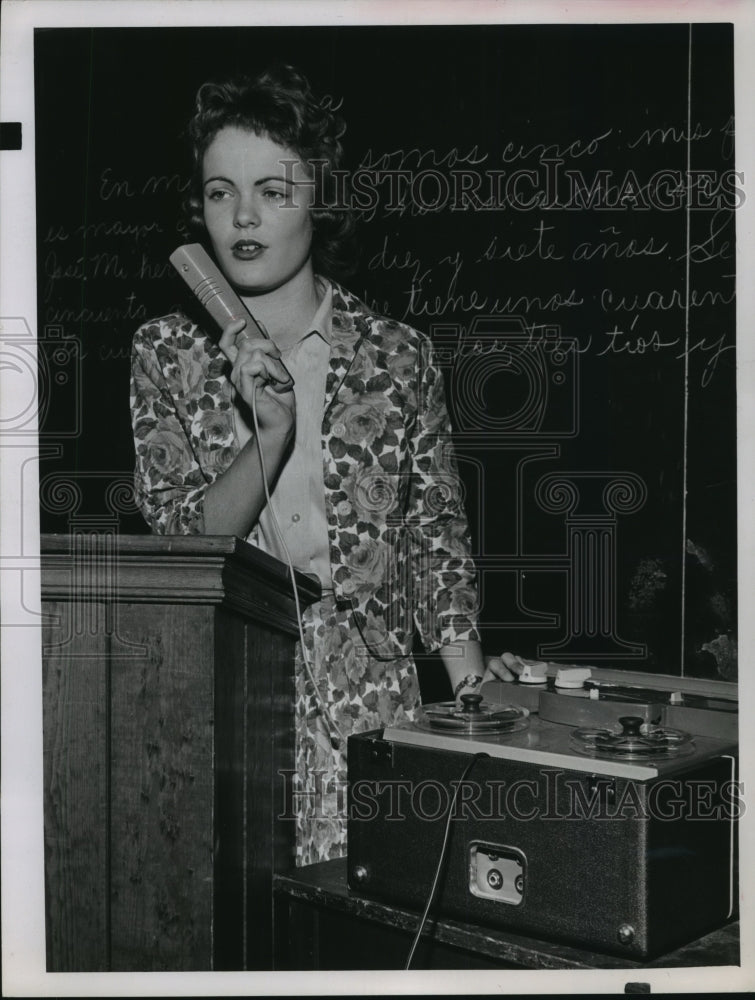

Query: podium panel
[41,533,319,971]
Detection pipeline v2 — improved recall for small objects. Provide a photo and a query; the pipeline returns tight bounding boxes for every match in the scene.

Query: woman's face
[202,126,315,295]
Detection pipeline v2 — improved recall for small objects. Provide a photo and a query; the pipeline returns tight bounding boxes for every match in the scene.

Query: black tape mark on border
[0,123,22,150]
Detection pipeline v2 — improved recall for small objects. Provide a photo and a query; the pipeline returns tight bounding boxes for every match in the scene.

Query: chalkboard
[34,23,737,680]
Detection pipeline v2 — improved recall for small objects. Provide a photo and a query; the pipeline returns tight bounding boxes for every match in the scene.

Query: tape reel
[415,694,530,735]
[570,715,694,760]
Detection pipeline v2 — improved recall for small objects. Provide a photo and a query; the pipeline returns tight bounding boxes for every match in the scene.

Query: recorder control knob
[554,667,592,689]
[519,662,548,684]
[459,693,483,713]
[618,716,644,737]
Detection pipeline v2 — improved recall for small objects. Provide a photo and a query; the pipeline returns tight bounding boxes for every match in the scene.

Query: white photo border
[2,1,753,996]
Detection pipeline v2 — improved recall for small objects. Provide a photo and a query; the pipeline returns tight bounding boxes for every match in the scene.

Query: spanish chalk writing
[40,101,737,397]
[33,23,737,681]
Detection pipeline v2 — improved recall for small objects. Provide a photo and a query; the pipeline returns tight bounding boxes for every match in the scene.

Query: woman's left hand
[483,652,535,682]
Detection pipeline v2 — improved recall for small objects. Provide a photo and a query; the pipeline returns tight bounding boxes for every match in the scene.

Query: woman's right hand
[219,319,295,438]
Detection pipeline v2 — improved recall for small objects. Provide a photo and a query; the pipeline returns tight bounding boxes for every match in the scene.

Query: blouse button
[291,513,301,523]
[336,500,351,517]
[332,422,346,437]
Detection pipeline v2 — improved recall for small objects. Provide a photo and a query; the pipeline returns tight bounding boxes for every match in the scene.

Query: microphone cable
[404,751,490,970]
[249,386,346,751]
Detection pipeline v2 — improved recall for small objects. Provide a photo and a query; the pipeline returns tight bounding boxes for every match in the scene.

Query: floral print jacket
[130,280,480,659]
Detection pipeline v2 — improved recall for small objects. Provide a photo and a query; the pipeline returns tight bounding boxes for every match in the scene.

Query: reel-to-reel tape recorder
[346,667,739,960]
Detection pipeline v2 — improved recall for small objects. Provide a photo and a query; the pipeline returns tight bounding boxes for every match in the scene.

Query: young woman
[130,65,516,866]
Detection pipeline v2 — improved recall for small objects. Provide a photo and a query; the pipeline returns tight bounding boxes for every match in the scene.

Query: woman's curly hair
[185,64,356,279]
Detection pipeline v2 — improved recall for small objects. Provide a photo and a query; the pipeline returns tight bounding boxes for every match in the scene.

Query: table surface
[273,859,740,971]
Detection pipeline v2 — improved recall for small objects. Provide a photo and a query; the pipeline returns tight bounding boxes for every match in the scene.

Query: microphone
[169,242,293,393]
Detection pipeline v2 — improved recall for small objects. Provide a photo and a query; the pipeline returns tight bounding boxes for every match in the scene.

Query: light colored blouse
[233,280,334,588]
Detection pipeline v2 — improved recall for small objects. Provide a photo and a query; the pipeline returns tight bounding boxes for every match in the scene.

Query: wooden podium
[41,532,320,972]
